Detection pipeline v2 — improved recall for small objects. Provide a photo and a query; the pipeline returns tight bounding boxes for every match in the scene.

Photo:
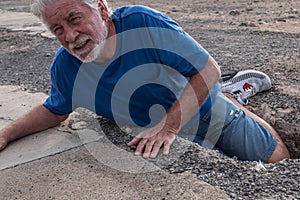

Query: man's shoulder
[113,5,181,31]
[113,5,164,19]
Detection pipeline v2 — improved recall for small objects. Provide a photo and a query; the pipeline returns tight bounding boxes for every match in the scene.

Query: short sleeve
[43,47,81,115]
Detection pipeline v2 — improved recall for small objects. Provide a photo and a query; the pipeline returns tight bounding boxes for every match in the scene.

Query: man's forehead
[44,0,87,20]
[44,0,82,14]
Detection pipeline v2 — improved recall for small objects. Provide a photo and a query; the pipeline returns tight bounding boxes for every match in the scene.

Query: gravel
[85,113,300,200]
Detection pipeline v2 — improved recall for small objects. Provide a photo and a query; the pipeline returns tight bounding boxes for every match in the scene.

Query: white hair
[31,0,111,25]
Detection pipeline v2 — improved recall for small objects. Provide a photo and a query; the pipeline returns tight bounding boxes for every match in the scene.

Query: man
[0,0,290,163]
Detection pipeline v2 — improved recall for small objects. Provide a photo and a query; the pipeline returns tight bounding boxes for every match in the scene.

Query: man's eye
[71,17,81,24]
[53,27,63,35]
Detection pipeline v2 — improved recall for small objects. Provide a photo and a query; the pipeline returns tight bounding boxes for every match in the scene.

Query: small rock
[253,161,266,172]
[255,63,262,67]
[277,108,293,115]
[229,10,241,16]
[276,18,287,22]
[124,127,133,134]
[71,121,87,130]
[290,8,298,14]
[239,22,257,27]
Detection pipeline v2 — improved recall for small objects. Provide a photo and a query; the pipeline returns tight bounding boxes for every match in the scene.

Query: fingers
[135,138,149,156]
[150,142,163,158]
[0,137,8,151]
[127,126,176,158]
[127,136,141,147]
[143,140,155,158]
[136,140,164,158]
[162,140,172,155]
[147,139,173,158]
[127,129,154,147]
[128,135,175,159]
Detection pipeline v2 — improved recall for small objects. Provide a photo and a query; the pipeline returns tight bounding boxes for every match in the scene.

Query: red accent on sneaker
[243,83,253,91]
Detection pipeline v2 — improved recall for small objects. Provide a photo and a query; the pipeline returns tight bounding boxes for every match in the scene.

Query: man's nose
[64,26,79,43]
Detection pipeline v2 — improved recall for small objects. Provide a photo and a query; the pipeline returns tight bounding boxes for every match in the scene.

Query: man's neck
[93,20,116,64]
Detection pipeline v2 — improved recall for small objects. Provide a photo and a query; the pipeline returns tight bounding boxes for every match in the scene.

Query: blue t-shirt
[44,5,220,127]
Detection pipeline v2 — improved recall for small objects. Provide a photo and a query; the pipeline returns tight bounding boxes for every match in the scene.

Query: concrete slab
[0,147,230,200]
[0,86,101,170]
[0,85,230,199]
[0,85,46,120]
[0,9,52,38]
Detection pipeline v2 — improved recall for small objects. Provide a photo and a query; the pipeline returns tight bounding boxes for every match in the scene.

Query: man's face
[44,0,108,62]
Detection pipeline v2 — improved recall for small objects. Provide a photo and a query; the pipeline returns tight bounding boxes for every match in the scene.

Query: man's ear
[98,0,109,20]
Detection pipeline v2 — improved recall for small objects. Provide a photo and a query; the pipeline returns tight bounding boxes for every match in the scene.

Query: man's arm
[128,56,221,158]
[0,104,69,151]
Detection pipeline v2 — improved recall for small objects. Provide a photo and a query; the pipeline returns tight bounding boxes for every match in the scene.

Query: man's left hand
[127,122,177,158]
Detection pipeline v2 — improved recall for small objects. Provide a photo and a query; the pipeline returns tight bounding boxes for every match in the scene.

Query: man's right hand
[0,104,69,152]
[0,135,8,151]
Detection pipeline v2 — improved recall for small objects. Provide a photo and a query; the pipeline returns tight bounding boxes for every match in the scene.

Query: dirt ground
[0,0,299,158]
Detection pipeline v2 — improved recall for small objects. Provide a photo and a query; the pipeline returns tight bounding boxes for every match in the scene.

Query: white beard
[68,23,109,63]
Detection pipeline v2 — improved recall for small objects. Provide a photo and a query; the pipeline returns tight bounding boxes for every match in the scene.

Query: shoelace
[231,82,257,105]
[233,92,249,105]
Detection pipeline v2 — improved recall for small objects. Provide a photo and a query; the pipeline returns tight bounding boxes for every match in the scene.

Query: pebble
[239,22,257,27]
[71,121,87,130]
[124,127,133,134]
[229,10,241,16]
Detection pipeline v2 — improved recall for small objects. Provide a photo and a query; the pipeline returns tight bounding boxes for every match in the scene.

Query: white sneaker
[220,70,272,105]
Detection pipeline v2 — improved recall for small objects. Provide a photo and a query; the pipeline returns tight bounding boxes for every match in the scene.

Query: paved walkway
[0,10,229,199]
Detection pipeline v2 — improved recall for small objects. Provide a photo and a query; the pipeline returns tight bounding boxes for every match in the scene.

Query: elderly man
[0,0,290,163]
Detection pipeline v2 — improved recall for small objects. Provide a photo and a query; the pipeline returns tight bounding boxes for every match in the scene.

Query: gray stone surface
[0,86,100,170]
[0,86,229,199]
[0,147,229,200]
[0,10,53,38]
